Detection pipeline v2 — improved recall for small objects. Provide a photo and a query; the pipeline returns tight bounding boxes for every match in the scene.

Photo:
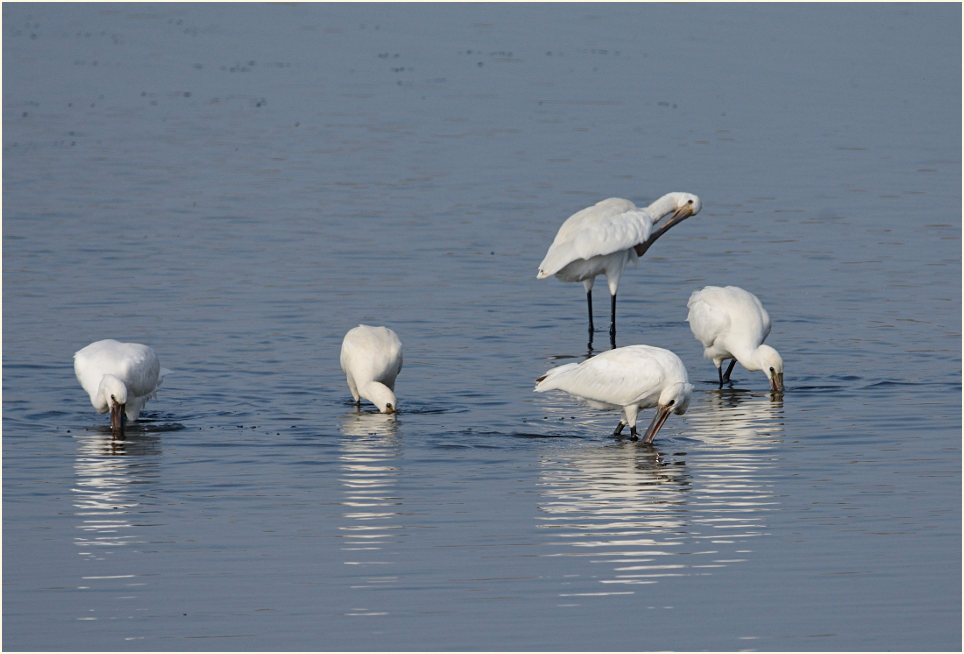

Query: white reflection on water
[339,409,398,438]
[72,432,161,558]
[71,431,160,628]
[537,391,783,596]
[686,389,785,447]
[337,415,403,614]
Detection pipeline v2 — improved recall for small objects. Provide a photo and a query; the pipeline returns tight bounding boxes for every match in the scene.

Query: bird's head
[98,374,128,437]
[636,194,703,257]
[758,345,784,393]
[369,384,398,414]
[667,193,701,223]
[641,381,693,444]
[661,381,694,415]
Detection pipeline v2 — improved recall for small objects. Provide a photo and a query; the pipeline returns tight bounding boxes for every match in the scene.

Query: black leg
[722,359,737,384]
[717,365,724,388]
[609,293,617,349]
[613,421,625,436]
[586,289,594,348]
[629,424,638,441]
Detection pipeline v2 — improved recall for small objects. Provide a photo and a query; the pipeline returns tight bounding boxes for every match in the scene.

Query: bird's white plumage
[686,285,784,391]
[536,193,701,347]
[534,344,693,442]
[74,339,168,422]
[340,324,403,414]
[537,198,652,285]
[537,193,701,290]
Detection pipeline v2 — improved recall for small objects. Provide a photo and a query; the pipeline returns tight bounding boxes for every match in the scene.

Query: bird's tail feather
[534,363,580,391]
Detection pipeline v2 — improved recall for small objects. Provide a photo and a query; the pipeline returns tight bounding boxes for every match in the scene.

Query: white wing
[686,288,732,350]
[735,286,772,342]
[340,325,403,389]
[688,285,773,352]
[74,339,162,400]
[538,198,654,277]
[535,346,670,408]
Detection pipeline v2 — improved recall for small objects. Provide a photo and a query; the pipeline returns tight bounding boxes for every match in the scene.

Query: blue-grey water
[3,3,961,651]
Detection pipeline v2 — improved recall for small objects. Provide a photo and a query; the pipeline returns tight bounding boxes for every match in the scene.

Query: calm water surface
[3,3,961,651]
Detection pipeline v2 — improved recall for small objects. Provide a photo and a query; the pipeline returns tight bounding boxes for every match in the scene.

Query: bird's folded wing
[686,295,731,349]
[542,354,666,407]
[538,209,653,276]
[124,351,162,398]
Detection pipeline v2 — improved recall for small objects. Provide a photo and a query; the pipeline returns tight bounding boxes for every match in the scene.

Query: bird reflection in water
[339,409,398,438]
[337,416,404,611]
[70,428,162,628]
[73,430,162,557]
[686,387,785,446]
[537,389,782,596]
[538,443,692,595]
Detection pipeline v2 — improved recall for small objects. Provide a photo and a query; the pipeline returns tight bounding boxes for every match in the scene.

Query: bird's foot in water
[721,360,737,385]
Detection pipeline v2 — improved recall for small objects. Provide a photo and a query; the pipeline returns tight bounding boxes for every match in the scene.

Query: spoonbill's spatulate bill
[340,324,403,414]
[74,339,169,438]
[537,192,702,349]
[534,344,693,443]
[686,285,784,392]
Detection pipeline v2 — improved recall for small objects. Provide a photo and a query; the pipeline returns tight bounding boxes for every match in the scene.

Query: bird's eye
[667,399,675,406]
[110,394,116,402]
[769,367,775,373]
[687,199,693,204]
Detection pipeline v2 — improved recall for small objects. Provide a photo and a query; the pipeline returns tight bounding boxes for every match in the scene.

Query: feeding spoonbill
[686,285,784,392]
[340,324,403,414]
[537,192,702,349]
[534,344,693,443]
[74,339,170,438]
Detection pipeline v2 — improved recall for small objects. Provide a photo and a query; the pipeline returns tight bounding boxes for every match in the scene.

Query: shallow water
[3,3,961,651]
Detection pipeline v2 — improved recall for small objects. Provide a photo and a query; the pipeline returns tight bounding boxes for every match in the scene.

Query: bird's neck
[645,193,680,224]
[736,345,770,372]
[361,381,397,411]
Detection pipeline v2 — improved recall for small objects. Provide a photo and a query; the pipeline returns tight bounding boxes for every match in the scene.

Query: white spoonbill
[686,285,784,392]
[340,324,403,414]
[74,339,169,438]
[534,344,693,443]
[537,192,702,348]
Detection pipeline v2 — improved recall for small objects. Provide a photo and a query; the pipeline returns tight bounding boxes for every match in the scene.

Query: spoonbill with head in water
[534,344,693,443]
[340,324,403,414]
[74,339,170,438]
[537,192,701,349]
[686,285,784,392]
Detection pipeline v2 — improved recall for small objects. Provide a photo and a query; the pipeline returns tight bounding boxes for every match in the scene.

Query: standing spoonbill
[74,339,169,438]
[537,192,701,349]
[534,344,693,443]
[686,285,784,392]
[340,325,403,414]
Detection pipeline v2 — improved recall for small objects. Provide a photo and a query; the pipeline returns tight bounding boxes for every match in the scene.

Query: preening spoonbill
[340,324,403,414]
[537,192,702,349]
[74,339,170,438]
[534,344,693,443]
[686,285,784,392]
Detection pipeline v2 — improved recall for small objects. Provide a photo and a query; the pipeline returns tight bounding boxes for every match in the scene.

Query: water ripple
[336,430,405,607]
[536,392,782,597]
